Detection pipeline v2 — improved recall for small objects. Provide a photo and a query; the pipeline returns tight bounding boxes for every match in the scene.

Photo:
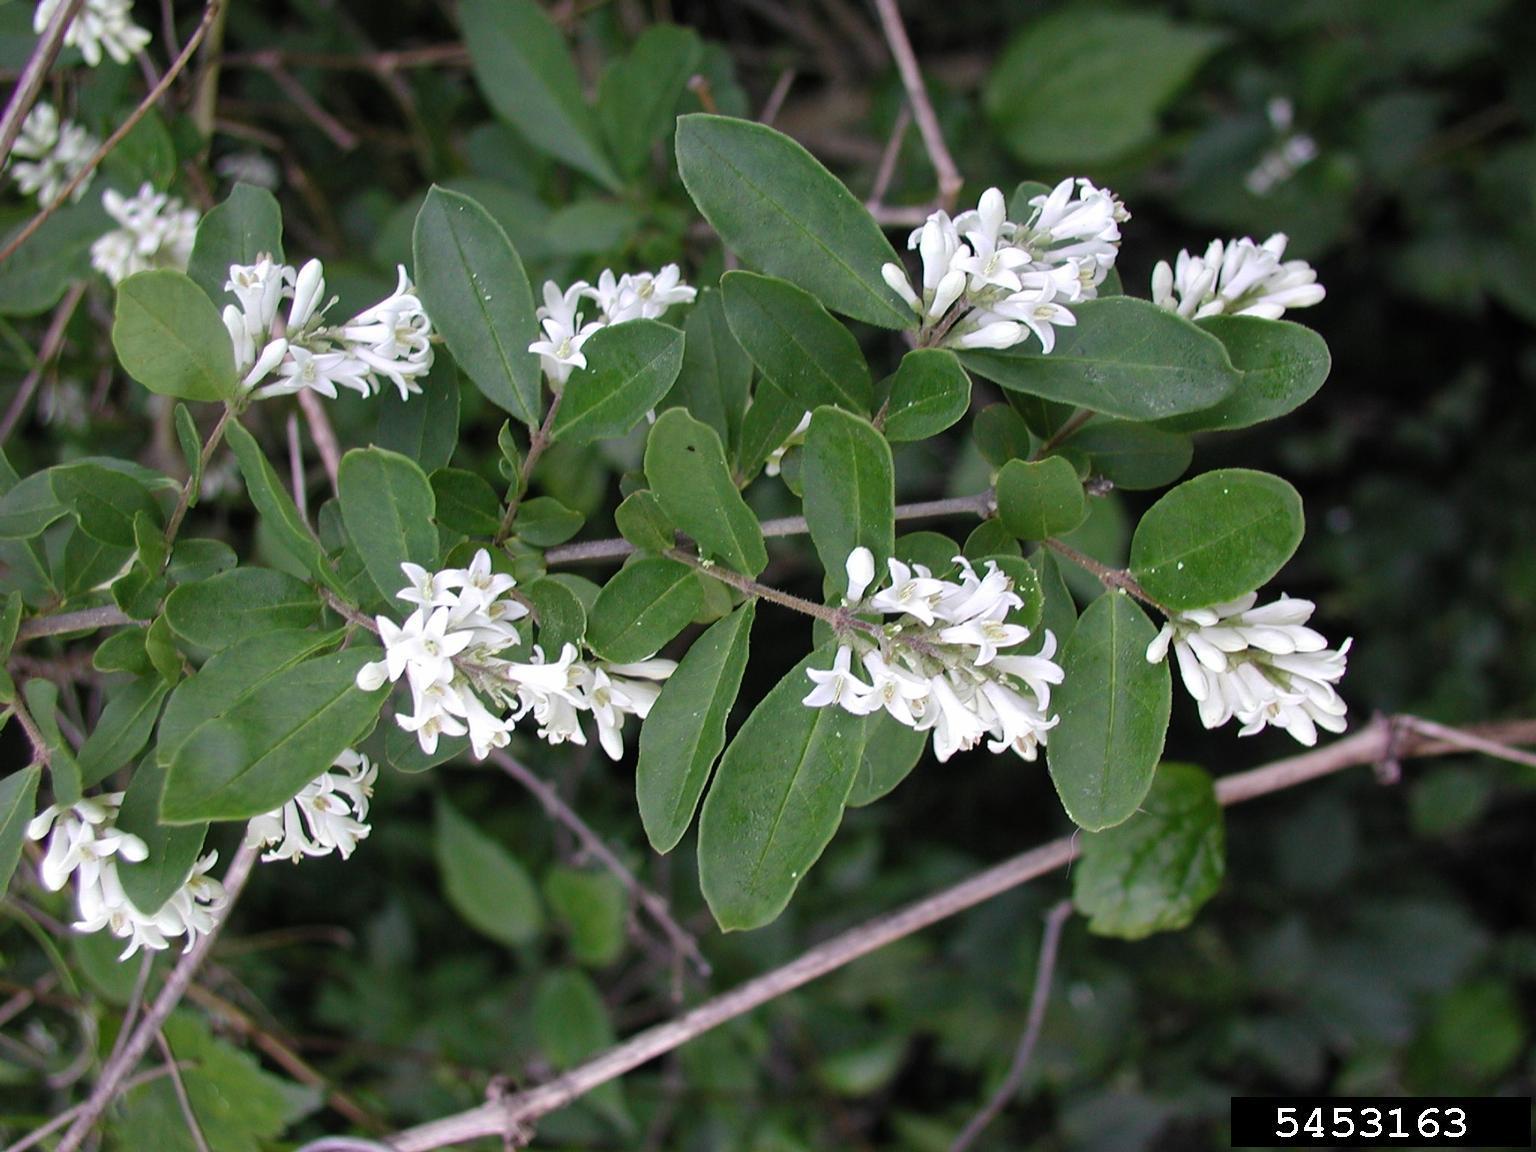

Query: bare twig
[758,68,796,127]
[950,900,1073,1151]
[287,413,309,521]
[871,0,962,210]
[1398,714,1536,770]
[0,1064,187,1152]
[16,605,138,643]
[51,839,261,1152]
[0,281,86,443]
[1044,539,1166,614]
[164,402,237,548]
[0,0,223,267]
[220,44,470,72]
[866,105,912,211]
[380,716,1536,1151]
[0,0,88,168]
[156,1030,213,1152]
[262,62,359,151]
[489,750,711,979]
[297,390,342,493]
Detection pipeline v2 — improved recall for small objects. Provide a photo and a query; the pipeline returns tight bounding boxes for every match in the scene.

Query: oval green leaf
[722,271,873,414]
[882,349,971,442]
[802,407,894,595]
[165,567,323,652]
[338,447,439,610]
[112,270,238,402]
[551,320,685,445]
[645,409,767,577]
[1159,315,1332,433]
[996,456,1087,541]
[585,556,702,663]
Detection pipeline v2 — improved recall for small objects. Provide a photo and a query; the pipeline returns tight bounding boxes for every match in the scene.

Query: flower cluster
[34,0,151,68]
[246,750,377,863]
[1146,593,1350,746]
[530,264,696,385]
[9,103,98,205]
[881,179,1128,354]
[220,257,434,401]
[356,550,676,761]
[89,183,198,286]
[1151,233,1324,321]
[804,548,1063,762]
[26,793,227,959]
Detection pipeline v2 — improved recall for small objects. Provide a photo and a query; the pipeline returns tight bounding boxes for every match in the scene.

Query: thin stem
[188,0,229,139]
[496,393,562,545]
[219,44,470,72]
[156,1030,213,1152]
[1035,409,1094,457]
[0,1064,186,1152]
[0,281,85,443]
[51,839,261,1152]
[666,548,867,636]
[949,900,1073,1151]
[758,68,796,127]
[1398,715,1536,770]
[16,605,138,644]
[871,0,962,210]
[297,389,342,493]
[0,0,88,169]
[489,750,711,979]
[163,401,236,549]
[321,587,379,633]
[9,694,51,770]
[1043,539,1165,613]
[0,0,224,267]
[381,715,1536,1151]
[866,105,912,211]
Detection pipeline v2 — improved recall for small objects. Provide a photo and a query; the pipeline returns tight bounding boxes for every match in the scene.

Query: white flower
[1146,592,1349,746]
[35,0,151,68]
[764,410,813,478]
[802,645,879,712]
[9,103,97,205]
[90,183,197,285]
[529,314,601,386]
[868,557,950,625]
[1151,234,1324,321]
[845,546,877,604]
[246,751,377,863]
[585,662,672,760]
[591,264,696,322]
[927,674,990,762]
[338,265,435,400]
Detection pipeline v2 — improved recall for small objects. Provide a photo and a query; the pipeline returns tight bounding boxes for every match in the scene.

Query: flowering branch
[380,715,1536,1152]
[0,0,223,267]
[665,548,867,635]
[488,750,711,979]
[0,0,87,167]
[871,0,962,211]
[1044,539,1166,613]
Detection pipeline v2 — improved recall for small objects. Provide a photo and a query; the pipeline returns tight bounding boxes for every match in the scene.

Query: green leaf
[882,349,971,442]
[96,626,153,676]
[734,377,804,483]
[985,11,1224,165]
[847,714,927,808]
[165,568,323,652]
[185,184,284,303]
[515,496,584,547]
[1129,468,1304,610]
[972,403,1034,468]
[544,867,627,967]
[412,186,542,427]
[524,576,586,651]
[1029,550,1078,645]
[666,288,751,457]
[597,23,702,179]
[1066,419,1193,490]
[1073,762,1225,939]
[458,0,620,190]
[802,407,894,595]
[430,468,502,537]
[225,421,338,591]
[24,679,80,805]
[533,971,630,1130]
[676,115,910,329]
[177,407,202,500]
[0,591,20,664]
[0,470,68,538]
[436,798,543,946]
[0,199,108,317]
[996,456,1086,541]
[637,602,755,853]
[155,634,379,823]
[101,110,176,190]
[0,765,39,892]
[48,463,160,549]
[115,757,207,913]
[376,356,461,472]
[722,271,873,414]
[551,320,685,444]
[167,538,238,585]
[614,490,675,554]
[1159,316,1332,433]
[961,298,1239,421]
[698,649,870,930]
[645,409,767,576]
[112,270,238,402]
[338,447,439,609]
[1047,593,1170,831]
[385,721,468,774]
[145,615,182,684]
[585,557,702,663]
[77,676,168,787]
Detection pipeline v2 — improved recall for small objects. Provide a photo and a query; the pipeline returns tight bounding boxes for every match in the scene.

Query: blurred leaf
[1048,593,1170,830]
[0,765,39,892]
[533,971,630,1129]
[165,568,323,652]
[338,447,439,609]
[586,556,701,663]
[459,0,620,190]
[1407,980,1526,1092]
[676,115,910,328]
[598,24,702,179]
[1159,317,1332,433]
[186,184,284,303]
[101,110,176,189]
[698,649,869,930]
[646,409,767,576]
[544,867,627,967]
[413,186,542,427]
[962,298,1238,421]
[1074,762,1224,938]
[882,349,971,442]
[1129,468,1304,610]
[112,270,238,401]
[24,678,80,805]
[997,456,1086,540]
[637,602,755,853]
[722,271,873,414]
[551,320,684,444]
[0,199,108,316]
[436,798,543,947]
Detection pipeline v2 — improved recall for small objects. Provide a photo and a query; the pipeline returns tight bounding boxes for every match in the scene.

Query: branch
[0,0,88,168]
[382,715,1536,1150]
[0,0,222,268]
[489,750,711,979]
[950,900,1073,1151]
[16,605,139,643]
[51,839,261,1152]
[871,0,962,210]
[496,393,561,545]
[297,390,342,493]
[0,281,86,443]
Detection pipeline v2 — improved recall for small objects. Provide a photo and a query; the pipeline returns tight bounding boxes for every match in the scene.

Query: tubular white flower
[764,410,813,478]
[34,0,152,68]
[1147,592,1350,746]
[9,103,98,204]
[845,546,877,604]
[246,751,377,863]
[90,183,197,285]
[338,265,435,400]
[1151,234,1324,321]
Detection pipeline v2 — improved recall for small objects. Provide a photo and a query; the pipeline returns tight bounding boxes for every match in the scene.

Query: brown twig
[16,604,138,643]
[0,0,223,268]
[297,390,342,493]
[219,44,470,72]
[1044,539,1166,614]
[866,104,912,211]
[156,1030,213,1152]
[950,900,1073,1151]
[758,68,796,127]
[163,402,237,548]
[496,391,561,545]
[1398,715,1536,770]
[262,62,360,151]
[0,281,86,443]
[380,716,1536,1151]
[488,750,711,979]
[50,839,261,1152]
[0,0,88,168]
[871,0,962,210]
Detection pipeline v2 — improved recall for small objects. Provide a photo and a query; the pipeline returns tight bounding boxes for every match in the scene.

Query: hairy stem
[496,391,562,545]
[1044,538,1165,613]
